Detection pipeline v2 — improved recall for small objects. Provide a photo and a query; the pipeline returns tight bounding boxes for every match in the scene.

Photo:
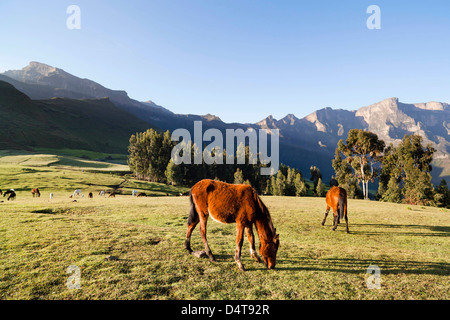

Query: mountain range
[1,62,448,184]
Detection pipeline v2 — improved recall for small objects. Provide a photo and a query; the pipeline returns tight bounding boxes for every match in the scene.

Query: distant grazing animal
[108,192,116,198]
[73,189,82,198]
[31,188,40,198]
[3,189,16,201]
[99,190,105,197]
[88,192,93,199]
[3,189,14,197]
[186,179,280,271]
[50,193,54,199]
[322,186,349,233]
[137,192,147,197]
[132,190,138,197]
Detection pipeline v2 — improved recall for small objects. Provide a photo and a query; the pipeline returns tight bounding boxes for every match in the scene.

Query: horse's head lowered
[259,230,280,269]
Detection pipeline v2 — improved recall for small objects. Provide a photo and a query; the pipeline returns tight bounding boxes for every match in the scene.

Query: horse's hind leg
[322,206,330,226]
[185,220,199,254]
[245,226,262,263]
[345,213,349,234]
[332,212,339,231]
[199,218,215,262]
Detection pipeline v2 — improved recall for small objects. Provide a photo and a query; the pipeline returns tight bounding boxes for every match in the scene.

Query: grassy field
[0,153,449,300]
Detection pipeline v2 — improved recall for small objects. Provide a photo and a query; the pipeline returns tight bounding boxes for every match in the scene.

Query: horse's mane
[252,188,276,238]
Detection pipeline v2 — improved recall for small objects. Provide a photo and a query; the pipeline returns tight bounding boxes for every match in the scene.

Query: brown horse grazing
[185,179,280,271]
[88,192,93,199]
[322,186,349,233]
[137,192,147,197]
[31,188,40,198]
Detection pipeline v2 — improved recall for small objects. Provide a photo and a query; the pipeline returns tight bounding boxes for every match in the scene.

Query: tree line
[332,129,449,208]
[128,128,275,194]
[127,128,319,197]
[128,128,449,208]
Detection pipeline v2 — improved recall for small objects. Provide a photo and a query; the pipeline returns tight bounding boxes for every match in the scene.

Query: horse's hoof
[237,264,246,272]
[192,250,207,258]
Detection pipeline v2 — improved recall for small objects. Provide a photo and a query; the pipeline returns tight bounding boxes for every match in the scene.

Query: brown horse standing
[185,179,280,271]
[322,186,349,233]
[31,188,40,198]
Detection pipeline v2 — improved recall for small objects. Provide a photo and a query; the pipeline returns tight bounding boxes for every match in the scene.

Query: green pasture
[0,151,448,300]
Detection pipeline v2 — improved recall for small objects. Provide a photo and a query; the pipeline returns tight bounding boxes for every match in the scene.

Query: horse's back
[191,179,260,222]
[193,179,256,201]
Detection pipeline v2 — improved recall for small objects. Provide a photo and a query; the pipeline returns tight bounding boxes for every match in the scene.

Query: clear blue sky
[1,0,450,123]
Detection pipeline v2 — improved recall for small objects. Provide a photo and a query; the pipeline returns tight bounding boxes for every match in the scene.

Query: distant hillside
[1,62,449,185]
[0,81,152,153]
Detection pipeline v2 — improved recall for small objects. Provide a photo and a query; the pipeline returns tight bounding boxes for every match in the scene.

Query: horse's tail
[338,190,346,220]
[187,191,199,226]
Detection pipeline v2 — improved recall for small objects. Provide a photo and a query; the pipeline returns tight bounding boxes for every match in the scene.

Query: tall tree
[316,177,326,197]
[234,168,245,184]
[294,173,307,196]
[310,166,322,192]
[380,176,402,203]
[378,134,436,205]
[337,129,385,200]
[434,179,450,208]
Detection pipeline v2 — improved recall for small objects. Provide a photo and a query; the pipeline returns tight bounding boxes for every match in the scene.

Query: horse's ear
[274,234,280,248]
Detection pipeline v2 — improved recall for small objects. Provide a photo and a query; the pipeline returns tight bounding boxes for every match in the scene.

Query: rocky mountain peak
[256,115,278,129]
[414,101,447,111]
[25,61,58,75]
[4,61,61,83]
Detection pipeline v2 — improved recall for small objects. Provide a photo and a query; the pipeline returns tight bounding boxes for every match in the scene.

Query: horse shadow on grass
[270,222,450,275]
[201,254,448,276]
[349,223,450,237]
[190,250,449,276]
[273,257,449,276]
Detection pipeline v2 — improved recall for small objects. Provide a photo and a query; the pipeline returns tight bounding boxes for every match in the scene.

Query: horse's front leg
[246,226,262,263]
[235,224,246,271]
[199,219,215,262]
